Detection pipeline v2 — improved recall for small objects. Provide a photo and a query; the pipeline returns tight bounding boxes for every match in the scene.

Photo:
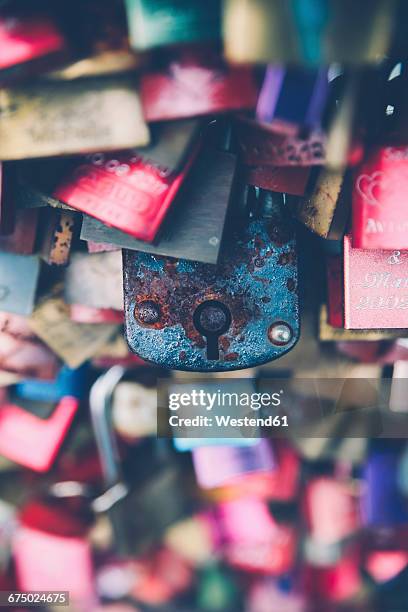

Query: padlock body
[123,212,299,371]
[125,0,220,50]
[343,235,408,329]
[141,47,258,122]
[0,396,79,471]
[353,146,408,250]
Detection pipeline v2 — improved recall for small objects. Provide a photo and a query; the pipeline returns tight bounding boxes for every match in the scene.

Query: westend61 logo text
[168,389,283,411]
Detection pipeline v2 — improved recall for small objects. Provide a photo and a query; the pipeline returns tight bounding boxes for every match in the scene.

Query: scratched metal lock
[123,188,299,371]
[289,167,351,240]
[0,75,149,160]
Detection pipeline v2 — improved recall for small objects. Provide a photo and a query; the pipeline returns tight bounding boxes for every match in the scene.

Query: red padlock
[54,120,203,242]
[353,146,408,250]
[0,4,66,77]
[141,46,258,122]
[304,547,363,604]
[365,550,408,584]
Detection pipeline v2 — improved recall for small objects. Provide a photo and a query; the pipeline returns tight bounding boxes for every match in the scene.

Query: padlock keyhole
[193,300,232,360]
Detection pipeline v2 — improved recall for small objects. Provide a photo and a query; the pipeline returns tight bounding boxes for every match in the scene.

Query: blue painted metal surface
[15,364,88,402]
[123,202,299,371]
[173,437,258,452]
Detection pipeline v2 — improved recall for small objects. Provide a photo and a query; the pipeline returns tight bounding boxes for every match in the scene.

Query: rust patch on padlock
[267,221,294,247]
[278,251,296,266]
[131,263,254,353]
[43,211,75,266]
[219,336,231,352]
[134,300,162,326]
[225,352,239,361]
[287,278,296,292]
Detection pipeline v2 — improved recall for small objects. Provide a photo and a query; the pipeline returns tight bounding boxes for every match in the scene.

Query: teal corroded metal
[123,196,299,372]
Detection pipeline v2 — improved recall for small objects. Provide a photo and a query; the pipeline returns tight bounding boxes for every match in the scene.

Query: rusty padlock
[123,187,299,371]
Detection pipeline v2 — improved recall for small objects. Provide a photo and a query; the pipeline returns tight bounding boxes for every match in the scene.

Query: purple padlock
[361,442,408,527]
[192,438,275,489]
[256,65,329,135]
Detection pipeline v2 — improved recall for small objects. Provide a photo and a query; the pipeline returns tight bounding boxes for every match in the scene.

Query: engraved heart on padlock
[355,171,388,207]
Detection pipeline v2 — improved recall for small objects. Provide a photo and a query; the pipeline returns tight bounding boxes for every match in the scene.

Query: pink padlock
[192,440,275,490]
[13,500,95,605]
[218,496,296,574]
[304,477,359,545]
[353,146,408,250]
[343,234,408,329]
[0,396,79,472]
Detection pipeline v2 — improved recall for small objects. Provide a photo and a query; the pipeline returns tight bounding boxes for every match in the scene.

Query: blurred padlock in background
[0,1,408,611]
